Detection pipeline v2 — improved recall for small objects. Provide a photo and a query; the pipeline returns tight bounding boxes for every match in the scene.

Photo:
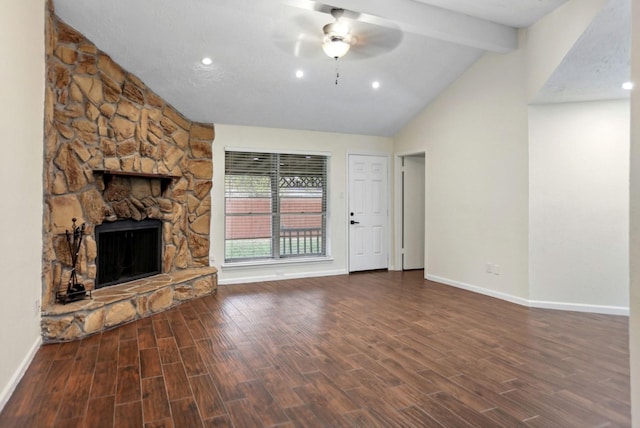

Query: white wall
[393,0,627,314]
[529,100,629,313]
[394,39,530,302]
[628,0,640,421]
[211,124,394,284]
[0,0,45,410]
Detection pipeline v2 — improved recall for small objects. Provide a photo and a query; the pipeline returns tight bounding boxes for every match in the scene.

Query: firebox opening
[95,219,162,288]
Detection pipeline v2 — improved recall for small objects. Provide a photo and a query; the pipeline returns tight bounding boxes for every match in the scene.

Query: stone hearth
[42,267,217,341]
[41,3,217,342]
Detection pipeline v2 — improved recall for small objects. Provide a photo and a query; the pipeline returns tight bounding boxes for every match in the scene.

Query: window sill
[221,256,334,270]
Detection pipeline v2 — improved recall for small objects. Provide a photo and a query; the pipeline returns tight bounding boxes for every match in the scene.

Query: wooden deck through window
[0,270,630,427]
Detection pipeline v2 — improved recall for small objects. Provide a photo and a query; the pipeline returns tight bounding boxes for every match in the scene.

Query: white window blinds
[224,151,328,262]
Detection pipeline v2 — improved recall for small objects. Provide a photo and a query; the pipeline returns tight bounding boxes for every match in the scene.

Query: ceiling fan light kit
[322,9,353,59]
[322,35,351,59]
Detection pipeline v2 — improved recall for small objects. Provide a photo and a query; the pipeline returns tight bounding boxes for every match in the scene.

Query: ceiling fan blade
[272,13,325,59]
[347,21,403,59]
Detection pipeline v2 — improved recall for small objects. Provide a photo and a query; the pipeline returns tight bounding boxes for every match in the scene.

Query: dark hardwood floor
[0,270,631,427]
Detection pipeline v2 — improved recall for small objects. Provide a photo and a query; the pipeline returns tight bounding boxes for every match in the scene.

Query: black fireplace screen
[95,219,162,288]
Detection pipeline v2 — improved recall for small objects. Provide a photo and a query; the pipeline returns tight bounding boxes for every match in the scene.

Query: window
[224,150,328,262]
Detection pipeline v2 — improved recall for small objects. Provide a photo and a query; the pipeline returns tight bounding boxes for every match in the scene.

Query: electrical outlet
[485,263,493,274]
[493,265,501,275]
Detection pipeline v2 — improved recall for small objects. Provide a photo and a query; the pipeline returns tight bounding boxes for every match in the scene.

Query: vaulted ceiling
[53,0,629,137]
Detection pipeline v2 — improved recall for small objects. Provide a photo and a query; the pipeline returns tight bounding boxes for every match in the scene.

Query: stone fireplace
[41,3,217,342]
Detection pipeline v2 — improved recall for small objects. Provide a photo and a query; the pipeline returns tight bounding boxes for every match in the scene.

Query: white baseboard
[222,270,629,315]
[219,269,348,285]
[426,274,530,306]
[528,300,629,316]
[426,274,629,316]
[0,335,42,412]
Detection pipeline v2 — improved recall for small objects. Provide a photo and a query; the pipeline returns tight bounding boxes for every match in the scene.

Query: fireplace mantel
[93,169,180,194]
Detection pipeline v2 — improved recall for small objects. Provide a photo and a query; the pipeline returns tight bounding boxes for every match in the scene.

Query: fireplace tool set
[56,218,91,304]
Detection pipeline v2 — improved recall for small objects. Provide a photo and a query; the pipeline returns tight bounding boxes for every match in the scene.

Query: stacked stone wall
[43,7,214,309]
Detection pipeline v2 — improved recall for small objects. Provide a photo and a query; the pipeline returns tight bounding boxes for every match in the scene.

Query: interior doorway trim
[394,151,426,273]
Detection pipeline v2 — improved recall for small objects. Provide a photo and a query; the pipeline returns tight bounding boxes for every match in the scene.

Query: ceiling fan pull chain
[335,58,340,85]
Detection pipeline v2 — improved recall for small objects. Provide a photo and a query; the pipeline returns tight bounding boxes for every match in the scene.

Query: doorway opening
[400,153,425,270]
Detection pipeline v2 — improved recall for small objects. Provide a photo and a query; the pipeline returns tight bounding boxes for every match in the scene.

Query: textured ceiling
[533,0,631,104]
[52,0,628,137]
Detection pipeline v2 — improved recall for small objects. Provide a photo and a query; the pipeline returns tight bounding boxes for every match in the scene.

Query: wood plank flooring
[0,270,631,427]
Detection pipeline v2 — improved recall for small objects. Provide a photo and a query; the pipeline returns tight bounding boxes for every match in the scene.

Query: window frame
[224,148,330,263]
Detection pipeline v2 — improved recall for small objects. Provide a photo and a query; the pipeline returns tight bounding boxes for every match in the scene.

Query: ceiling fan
[276,0,403,61]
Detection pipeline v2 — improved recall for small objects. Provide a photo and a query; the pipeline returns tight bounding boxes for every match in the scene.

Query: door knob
[350,220,360,225]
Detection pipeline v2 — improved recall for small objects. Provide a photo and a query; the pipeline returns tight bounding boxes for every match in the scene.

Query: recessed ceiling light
[201,57,213,65]
[372,81,380,89]
[622,81,634,90]
[295,70,304,79]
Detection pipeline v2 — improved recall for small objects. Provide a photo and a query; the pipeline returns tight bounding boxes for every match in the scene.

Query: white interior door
[402,155,425,270]
[349,154,389,272]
